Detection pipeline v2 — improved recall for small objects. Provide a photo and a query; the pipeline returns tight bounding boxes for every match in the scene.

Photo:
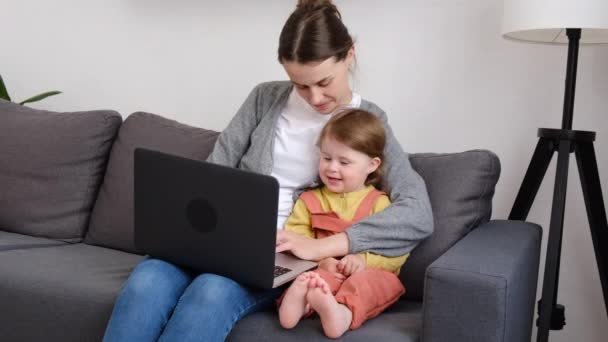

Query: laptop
[133,148,317,289]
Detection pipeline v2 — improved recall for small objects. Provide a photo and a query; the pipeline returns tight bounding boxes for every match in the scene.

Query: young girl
[278,109,409,339]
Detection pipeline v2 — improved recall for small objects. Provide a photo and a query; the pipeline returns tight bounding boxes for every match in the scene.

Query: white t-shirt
[271,89,361,229]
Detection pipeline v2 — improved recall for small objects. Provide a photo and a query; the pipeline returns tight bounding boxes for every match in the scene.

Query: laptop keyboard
[274,265,292,278]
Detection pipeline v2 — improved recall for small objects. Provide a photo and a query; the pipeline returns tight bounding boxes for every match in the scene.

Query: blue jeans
[103,257,282,342]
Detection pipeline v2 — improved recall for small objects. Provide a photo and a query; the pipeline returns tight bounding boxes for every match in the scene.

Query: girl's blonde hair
[318,109,386,187]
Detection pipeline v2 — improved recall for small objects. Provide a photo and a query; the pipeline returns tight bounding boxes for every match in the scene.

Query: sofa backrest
[0,100,121,242]
[402,150,500,300]
[84,112,219,253]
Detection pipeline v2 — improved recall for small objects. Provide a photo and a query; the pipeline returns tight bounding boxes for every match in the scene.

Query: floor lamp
[501,1,608,342]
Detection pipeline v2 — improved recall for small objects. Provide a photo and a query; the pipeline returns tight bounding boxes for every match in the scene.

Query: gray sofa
[0,99,542,342]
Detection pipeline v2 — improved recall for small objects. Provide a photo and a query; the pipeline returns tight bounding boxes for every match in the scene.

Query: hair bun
[296,0,335,11]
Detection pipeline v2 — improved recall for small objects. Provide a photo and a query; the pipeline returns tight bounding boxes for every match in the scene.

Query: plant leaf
[0,75,11,101]
[19,91,62,105]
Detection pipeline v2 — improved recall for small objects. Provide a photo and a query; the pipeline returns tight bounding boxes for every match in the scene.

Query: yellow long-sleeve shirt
[284,185,409,274]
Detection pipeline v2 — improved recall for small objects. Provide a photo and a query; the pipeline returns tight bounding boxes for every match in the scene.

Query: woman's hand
[317,257,346,280]
[337,254,366,276]
[276,230,321,261]
[276,230,350,262]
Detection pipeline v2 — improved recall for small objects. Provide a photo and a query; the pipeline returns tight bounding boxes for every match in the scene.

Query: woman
[103,1,433,341]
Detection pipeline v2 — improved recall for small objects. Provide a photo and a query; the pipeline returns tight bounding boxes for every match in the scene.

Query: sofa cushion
[0,100,121,242]
[85,112,220,253]
[228,300,422,342]
[401,150,500,300]
[0,230,68,251]
[0,243,142,342]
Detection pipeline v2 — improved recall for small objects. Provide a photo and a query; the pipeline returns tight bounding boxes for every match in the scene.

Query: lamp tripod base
[509,128,608,342]
[536,300,565,330]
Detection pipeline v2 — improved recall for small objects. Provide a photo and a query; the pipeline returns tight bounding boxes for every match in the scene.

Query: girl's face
[318,136,380,193]
[282,48,354,114]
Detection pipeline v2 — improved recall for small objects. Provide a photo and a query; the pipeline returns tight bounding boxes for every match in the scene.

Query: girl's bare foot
[306,276,352,339]
[278,272,313,329]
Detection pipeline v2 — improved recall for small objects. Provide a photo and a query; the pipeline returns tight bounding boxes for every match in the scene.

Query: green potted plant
[0,74,61,105]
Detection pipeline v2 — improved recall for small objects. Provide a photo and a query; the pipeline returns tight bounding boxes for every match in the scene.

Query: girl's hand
[337,254,365,276]
[276,230,321,261]
[317,257,346,280]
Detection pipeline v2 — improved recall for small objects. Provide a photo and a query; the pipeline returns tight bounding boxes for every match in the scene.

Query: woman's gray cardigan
[207,81,433,257]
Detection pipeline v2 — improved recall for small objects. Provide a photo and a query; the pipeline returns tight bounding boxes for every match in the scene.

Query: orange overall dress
[294,188,406,330]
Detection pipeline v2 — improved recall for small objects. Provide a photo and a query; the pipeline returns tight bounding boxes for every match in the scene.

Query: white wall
[2,0,607,341]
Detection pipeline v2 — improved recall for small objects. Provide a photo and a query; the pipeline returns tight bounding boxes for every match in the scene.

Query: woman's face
[282,49,354,114]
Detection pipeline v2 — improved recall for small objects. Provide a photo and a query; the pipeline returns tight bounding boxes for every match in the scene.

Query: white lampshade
[502,0,608,44]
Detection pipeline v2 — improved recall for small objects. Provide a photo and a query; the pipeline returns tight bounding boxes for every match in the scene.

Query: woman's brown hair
[278,0,354,63]
[318,109,386,187]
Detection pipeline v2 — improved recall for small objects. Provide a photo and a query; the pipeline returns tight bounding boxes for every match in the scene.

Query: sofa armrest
[421,220,542,342]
